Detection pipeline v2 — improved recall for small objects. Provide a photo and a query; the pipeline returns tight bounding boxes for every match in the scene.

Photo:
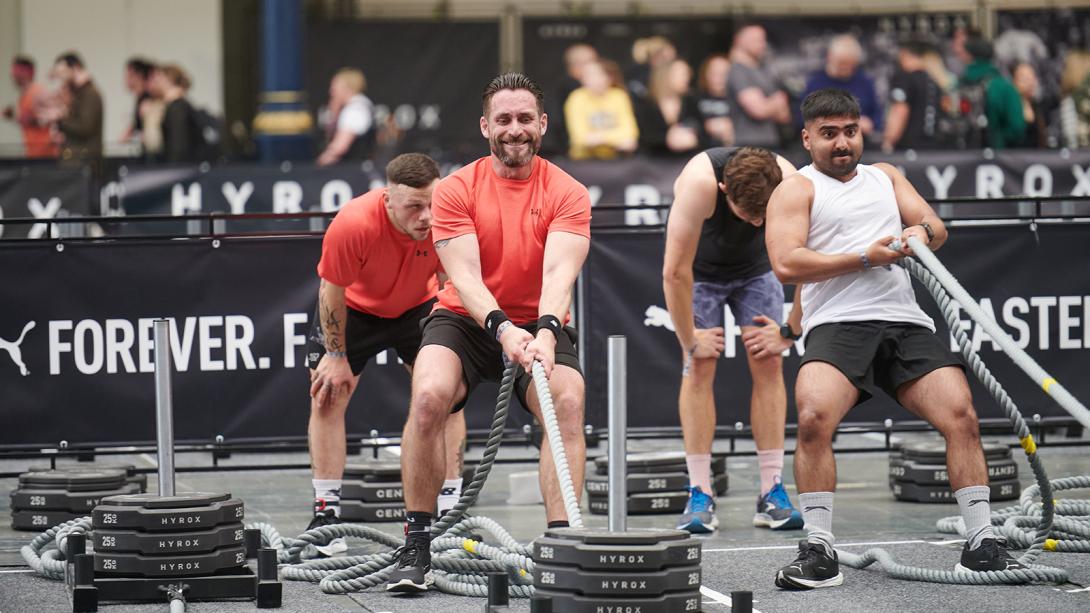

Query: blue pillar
[253,0,312,162]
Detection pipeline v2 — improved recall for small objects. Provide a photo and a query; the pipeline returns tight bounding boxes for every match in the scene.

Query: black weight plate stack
[10,468,143,531]
[587,451,728,515]
[92,492,248,577]
[341,462,405,522]
[889,441,1020,503]
[533,527,702,613]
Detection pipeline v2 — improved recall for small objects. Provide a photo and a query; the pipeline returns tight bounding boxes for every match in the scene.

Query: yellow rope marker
[1044,539,1058,552]
[1020,435,1037,455]
[462,539,478,554]
[519,569,527,577]
[1042,377,1057,393]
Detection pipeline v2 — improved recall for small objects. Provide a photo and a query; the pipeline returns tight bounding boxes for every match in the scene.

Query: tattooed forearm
[319,280,347,353]
[435,239,450,249]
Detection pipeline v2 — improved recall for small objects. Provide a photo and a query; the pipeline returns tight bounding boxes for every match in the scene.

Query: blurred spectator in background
[545,43,599,155]
[694,53,733,146]
[154,64,202,164]
[727,23,790,147]
[317,68,374,166]
[1012,62,1048,148]
[802,35,882,137]
[120,57,164,158]
[2,55,58,158]
[638,58,702,155]
[882,39,941,152]
[960,33,1024,150]
[1058,50,1090,149]
[45,51,103,166]
[564,59,638,160]
[628,36,677,101]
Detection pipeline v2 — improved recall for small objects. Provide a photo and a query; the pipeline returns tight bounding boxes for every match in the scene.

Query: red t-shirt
[317,189,439,318]
[431,156,591,324]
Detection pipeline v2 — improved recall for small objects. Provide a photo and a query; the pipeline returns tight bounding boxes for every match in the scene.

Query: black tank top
[691,147,771,282]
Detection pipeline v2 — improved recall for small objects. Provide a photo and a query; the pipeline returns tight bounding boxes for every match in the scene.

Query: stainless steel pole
[607,335,627,532]
[153,319,176,496]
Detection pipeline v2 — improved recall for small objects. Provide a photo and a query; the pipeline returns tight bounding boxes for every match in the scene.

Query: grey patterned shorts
[692,270,785,329]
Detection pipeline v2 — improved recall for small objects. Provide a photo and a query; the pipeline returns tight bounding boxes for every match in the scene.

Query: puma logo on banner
[643,305,675,331]
[1,321,35,376]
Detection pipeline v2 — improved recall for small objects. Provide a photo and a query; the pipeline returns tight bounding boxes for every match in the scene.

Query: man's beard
[820,150,860,177]
[490,135,539,168]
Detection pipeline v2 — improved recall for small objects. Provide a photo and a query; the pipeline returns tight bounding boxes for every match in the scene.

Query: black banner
[582,223,1090,428]
[0,167,91,239]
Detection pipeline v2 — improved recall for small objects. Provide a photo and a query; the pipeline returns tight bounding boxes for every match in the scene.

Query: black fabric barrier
[0,167,91,239]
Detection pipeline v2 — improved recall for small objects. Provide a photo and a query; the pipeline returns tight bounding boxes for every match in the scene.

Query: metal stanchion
[153,319,176,497]
[607,335,627,532]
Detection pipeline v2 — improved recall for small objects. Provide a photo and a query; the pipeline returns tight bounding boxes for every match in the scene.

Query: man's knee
[796,403,836,445]
[939,396,981,440]
[684,358,717,388]
[409,387,454,433]
[748,354,784,385]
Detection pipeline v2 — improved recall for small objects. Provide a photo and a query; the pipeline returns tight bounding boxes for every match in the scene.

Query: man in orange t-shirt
[387,73,592,594]
[304,153,466,554]
[2,56,58,158]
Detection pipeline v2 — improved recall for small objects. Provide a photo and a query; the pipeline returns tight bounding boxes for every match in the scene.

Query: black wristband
[485,310,510,339]
[536,315,562,340]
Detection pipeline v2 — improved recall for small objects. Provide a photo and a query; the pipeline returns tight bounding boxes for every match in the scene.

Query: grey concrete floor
[1,431,1088,612]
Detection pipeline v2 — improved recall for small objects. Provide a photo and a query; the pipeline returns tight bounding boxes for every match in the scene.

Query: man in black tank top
[663,146,804,534]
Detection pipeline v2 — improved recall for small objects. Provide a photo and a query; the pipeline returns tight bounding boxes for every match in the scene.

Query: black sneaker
[956,538,1025,573]
[306,508,347,557]
[775,540,844,590]
[386,533,433,593]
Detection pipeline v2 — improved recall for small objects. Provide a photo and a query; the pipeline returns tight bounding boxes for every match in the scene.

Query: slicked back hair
[482,72,544,116]
[386,153,440,188]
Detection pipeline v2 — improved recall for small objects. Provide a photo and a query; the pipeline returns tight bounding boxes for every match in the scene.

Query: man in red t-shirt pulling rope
[386,74,592,594]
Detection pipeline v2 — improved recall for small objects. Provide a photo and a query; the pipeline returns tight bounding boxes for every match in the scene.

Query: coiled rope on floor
[836,237,1080,584]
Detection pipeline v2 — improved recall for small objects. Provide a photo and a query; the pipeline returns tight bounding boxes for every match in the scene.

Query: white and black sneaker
[775,540,844,590]
[955,538,1025,573]
[386,533,433,593]
[306,508,347,557]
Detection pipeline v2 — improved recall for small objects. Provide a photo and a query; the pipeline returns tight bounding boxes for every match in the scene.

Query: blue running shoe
[754,480,804,530]
[676,486,719,534]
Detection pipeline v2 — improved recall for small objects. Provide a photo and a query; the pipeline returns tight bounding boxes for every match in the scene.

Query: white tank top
[796,163,934,337]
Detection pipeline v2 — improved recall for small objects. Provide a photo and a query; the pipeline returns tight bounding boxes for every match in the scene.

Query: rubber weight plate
[899,440,1010,463]
[95,545,247,577]
[585,472,689,495]
[594,452,726,475]
[95,522,245,554]
[343,462,401,482]
[10,481,143,512]
[339,500,405,522]
[534,562,701,597]
[889,458,1018,486]
[533,528,700,571]
[340,479,403,503]
[27,463,147,490]
[93,493,243,532]
[11,509,82,531]
[533,588,701,613]
[892,478,1021,503]
[18,468,128,492]
[588,491,689,515]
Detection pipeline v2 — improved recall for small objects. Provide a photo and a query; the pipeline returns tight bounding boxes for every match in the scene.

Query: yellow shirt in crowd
[563,87,639,160]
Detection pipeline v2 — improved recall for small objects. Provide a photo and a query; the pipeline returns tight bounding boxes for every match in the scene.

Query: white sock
[799,491,835,555]
[437,478,463,516]
[313,478,342,517]
[955,485,994,549]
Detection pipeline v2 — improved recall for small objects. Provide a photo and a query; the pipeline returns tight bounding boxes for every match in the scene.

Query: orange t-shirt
[431,156,591,324]
[317,189,439,318]
[19,83,58,159]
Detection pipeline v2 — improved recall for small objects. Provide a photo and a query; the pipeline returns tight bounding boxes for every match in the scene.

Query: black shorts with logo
[420,309,582,412]
[801,320,964,406]
[304,298,437,375]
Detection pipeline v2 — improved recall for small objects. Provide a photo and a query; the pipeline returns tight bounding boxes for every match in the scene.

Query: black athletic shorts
[801,320,964,405]
[419,309,582,412]
[304,298,437,375]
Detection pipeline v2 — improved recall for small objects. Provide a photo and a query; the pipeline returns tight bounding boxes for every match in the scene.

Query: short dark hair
[481,72,544,116]
[723,147,783,220]
[386,153,440,188]
[899,37,934,59]
[126,57,154,79]
[13,55,34,71]
[965,32,994,61]
[801,88,861,123]
[55,51,84,69]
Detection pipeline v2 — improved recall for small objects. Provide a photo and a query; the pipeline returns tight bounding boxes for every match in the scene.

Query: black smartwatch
[780,324,800,341]
[918,222,935,242]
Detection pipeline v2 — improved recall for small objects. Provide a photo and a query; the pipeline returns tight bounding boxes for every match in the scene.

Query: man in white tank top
[764,88,1023,590]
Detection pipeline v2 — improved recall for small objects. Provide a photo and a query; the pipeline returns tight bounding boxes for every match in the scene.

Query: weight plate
[343,462,401,482]
[588,491,689,515]
[533,588,701,613]
[95,545,247,577]
[340,479,404,503]
[11,509,82,531]
[899,440,1010,463]
[10,482,142,512]
[19,469,128,492]
[95,522,245,554]
[891,479,1021,503]
[594,452,726,476]
[93,496,244,532]
[533,530,700,571]
[339,500,405,522]
[97,492,232,508]
[534,562,701,597]
[713,472,728,496]
[888,458,1018,485]
[585,472,690,495]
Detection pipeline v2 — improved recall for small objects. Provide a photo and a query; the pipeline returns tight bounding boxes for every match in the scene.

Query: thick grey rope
[531,360,584,528]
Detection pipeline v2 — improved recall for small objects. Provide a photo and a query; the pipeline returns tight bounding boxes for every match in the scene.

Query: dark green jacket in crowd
[962,60,1026,150]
